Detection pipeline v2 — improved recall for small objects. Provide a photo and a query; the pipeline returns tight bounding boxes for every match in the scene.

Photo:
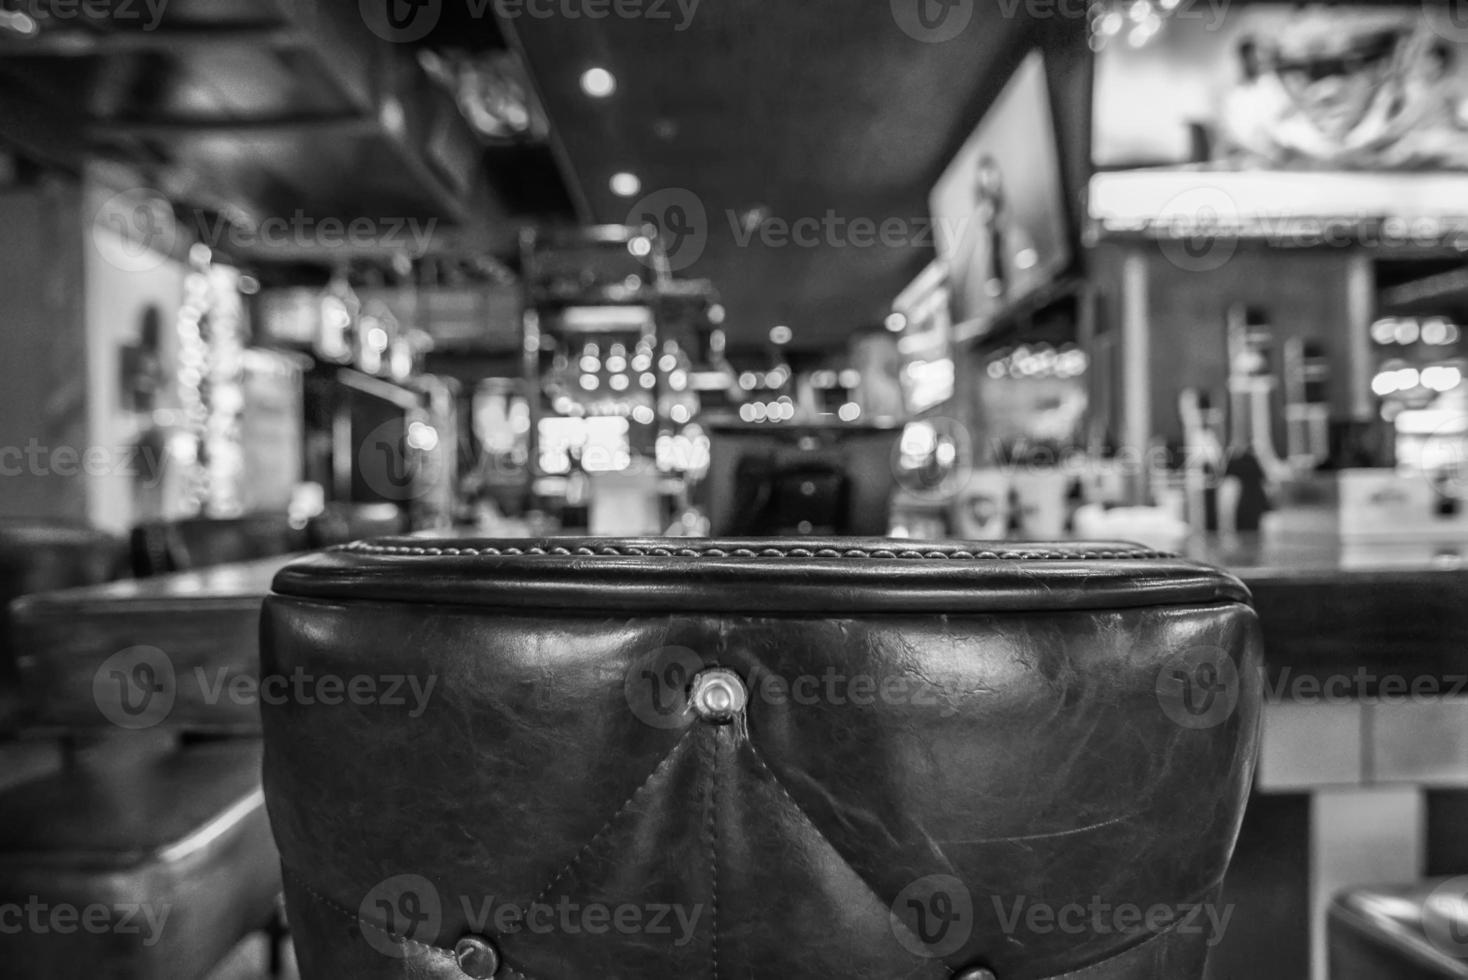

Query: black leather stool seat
[1330,881,1468,979]
[0,738,281,979]
[262,538,1263,980]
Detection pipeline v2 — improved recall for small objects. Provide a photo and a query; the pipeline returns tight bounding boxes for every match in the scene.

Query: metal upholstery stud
[689,668,747,723]
[454,935,500,978]
[955,968,998,980]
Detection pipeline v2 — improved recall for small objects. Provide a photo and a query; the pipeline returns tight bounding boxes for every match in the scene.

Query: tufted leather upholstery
[1329,880,1468,979]
[261,538,1263,980]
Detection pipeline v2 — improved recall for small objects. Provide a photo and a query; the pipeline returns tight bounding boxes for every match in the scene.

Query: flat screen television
[929,50,1072,339]
[1090,4,1468,240]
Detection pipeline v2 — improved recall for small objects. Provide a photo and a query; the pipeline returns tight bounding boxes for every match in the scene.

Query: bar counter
[1190,533,1468,700]
[12,555,297,734]
[9,537,1468,698]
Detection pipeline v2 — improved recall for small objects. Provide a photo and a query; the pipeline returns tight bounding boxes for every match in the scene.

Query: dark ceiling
[505,0,1037,352]
[0,0,1064,354]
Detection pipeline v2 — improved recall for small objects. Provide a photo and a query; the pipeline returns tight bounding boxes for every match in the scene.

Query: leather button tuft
[955,969,997,980]
[454,935,500,978]
[690,668,747,723]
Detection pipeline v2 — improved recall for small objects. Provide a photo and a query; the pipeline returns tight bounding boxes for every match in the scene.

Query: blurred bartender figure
[1221,9,1468,169]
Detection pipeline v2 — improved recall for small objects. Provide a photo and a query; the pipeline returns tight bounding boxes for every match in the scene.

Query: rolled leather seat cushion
[261,538,1263,980]
[1329,880,1468,979]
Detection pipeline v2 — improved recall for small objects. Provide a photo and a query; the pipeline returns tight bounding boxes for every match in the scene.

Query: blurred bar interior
[3,0,1468,977]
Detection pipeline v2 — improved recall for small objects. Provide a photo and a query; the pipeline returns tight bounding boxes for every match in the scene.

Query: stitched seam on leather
[522,726,697,913]
[280,865,455,961]
[282,865,552,978]
[703,730,721,980]
[741,741,937,957]
[334,542,1172,562]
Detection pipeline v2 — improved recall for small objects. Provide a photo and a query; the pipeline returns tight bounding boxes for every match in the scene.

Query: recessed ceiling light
[580,67,617,98]
[610,172,642,198]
